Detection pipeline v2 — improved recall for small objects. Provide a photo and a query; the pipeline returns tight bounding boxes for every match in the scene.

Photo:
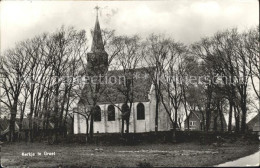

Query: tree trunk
[219,110,224,132]
[53,79,60,143]
[218,102,224,132]
[174,107,178,131]
[155,91,159,133]
[178,118,181,129]
[228,100,233,132]
[59,86,68,128]
[126,119,129,134]
[235,106,240,133]
[183,93,189,131]
[213,116,217,132]
[85,118,89,143]
[171,122,176,142]
[205,105,211,132]
[121,119,124,136]
[205,85,212,132]
[89,113,94,142]
[9,99,18,142]
[63,91,71,136]
[19,102,26,141]
[240,94,247,133]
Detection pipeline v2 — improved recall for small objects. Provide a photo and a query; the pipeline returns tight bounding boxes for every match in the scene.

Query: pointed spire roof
[91,8,105,52]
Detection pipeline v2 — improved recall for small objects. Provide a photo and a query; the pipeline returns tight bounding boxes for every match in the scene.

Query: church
[73,11,171,134]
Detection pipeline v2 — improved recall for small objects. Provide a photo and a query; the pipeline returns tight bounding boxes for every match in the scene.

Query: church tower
[87,7,108,75]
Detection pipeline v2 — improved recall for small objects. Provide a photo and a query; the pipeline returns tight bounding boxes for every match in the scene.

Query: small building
[0,117,9,140]
[184,110,227,131]
[247,113,260,132]
[184,111,203,131]
[0,117,9,132]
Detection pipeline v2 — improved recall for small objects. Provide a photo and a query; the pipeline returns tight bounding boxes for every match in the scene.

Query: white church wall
[148,86,172,132]
[128,103,134,133]
[92,104,104,133]
[104,104,121,133]
[73,91,172,134]
[74,113,87,134]
[149,93,156,132]
[158,103,170,131]
[73,113,79,134]
[135,102,150,133]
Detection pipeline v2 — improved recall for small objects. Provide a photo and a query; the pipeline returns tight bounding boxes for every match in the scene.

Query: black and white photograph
[0,0,259,167]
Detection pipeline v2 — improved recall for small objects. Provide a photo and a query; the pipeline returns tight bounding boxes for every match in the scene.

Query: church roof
[79,67,155,105]
[90,14,105,53]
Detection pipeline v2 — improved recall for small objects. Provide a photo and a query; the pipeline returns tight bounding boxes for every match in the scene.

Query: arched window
[107,105,115,121]
[121,104,130,120]
[137,103,145,120]
[94,106,101,121]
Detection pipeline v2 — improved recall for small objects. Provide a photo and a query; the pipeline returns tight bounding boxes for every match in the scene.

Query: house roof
[0,118,9,132]
[18,118,54,130]
[79,67,155,106]
[184,111,202,122]
[247,113,259,129]
[1,122,19,135]
[191,111,202,120]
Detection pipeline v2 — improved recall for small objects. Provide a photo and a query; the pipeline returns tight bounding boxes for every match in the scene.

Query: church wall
[134,102,150,133]
[92,104,105,133]
[149,90,156,132]
[74,112,87,134]
[74,101,154,134]
[73,112,79,134]
[158,104,171,131]
[148,86,172,132]
[102,102,151,133]
[73,86,172,134]
[103,104,121,133]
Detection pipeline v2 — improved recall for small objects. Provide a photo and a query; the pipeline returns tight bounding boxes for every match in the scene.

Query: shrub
[137,160,153,168]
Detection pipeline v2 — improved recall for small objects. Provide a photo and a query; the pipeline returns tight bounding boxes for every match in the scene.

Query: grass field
[1,140,258,167]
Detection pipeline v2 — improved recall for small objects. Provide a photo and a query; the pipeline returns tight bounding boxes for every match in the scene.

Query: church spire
[87,6,108,75]
[91,6,105,52]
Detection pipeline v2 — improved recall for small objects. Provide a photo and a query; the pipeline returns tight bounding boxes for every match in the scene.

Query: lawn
[1,140,259,167]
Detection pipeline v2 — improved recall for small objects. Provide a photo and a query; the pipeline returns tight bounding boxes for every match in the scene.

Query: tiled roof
[79,67,155,105]
[0,118,9,132]
[247,113,259,129]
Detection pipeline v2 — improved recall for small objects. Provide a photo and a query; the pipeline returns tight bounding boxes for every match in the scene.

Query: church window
[137,103,145,120]
[107,105,115,121]
[94,106,101,121]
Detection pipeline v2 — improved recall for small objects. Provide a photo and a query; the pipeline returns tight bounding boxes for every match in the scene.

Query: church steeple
[87,6,108,75]
[91,7,105,52]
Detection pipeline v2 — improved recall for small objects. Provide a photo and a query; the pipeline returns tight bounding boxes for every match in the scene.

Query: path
[216,151,259,167]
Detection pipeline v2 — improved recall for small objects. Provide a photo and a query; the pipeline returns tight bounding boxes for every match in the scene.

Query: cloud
[0,0,258,52]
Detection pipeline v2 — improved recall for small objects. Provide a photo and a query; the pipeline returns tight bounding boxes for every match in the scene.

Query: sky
[0,0,259,120]
[0,0,259,52]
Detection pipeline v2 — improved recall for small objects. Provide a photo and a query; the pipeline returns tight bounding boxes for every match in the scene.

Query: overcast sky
[0,0,258,52]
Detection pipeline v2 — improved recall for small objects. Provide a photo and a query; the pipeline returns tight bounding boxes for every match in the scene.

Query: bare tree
[0,43,30,141]
[107,35,142,135]
[142,34,171,134]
